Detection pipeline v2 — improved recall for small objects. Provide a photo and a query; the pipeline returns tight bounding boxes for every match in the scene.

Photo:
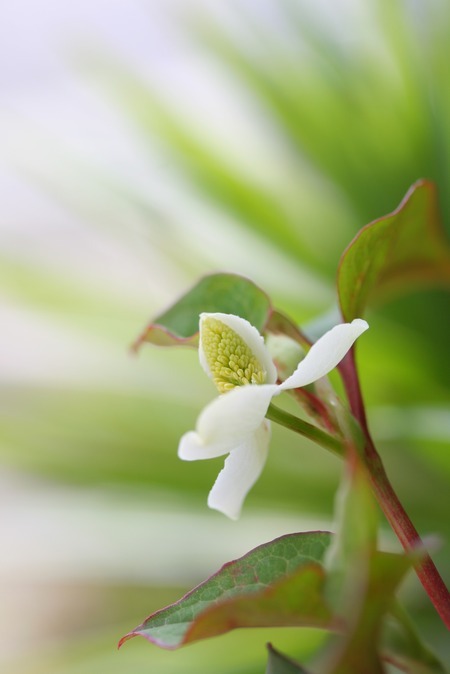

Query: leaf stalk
[266,403,344,458]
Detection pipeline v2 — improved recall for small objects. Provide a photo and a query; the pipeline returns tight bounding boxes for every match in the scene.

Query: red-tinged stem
[292,388,338,434]
[339,348,450,629]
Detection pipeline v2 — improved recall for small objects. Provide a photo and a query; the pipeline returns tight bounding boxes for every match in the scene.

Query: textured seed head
[201,317,266,393]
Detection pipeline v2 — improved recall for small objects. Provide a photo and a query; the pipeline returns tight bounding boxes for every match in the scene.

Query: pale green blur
[1,0,449,671]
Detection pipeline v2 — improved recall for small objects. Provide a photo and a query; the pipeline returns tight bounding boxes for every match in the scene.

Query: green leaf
[318,551,414,674]
[381,603,447,673]
[266,644,311,674]
[133,273,271,349]
[325,455,379,611]
[338,180,450,321]
[119,532,333,650]
[320,456,413,674]
[185,564,333,642]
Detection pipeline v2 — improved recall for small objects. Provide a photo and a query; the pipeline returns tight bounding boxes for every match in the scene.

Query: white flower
[179,313,369,520]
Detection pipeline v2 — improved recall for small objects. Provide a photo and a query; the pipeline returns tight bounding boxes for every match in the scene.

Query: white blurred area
[0,0,333,304]
[0,1,336,670]
[6,1,438,671]
[0,466,330,662]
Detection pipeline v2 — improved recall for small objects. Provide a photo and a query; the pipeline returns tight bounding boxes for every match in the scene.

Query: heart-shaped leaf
[338,180,450,321]
[133,273,271,349]
[119,531,333,650]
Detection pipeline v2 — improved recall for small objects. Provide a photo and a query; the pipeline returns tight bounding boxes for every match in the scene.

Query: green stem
[266,403,344,457]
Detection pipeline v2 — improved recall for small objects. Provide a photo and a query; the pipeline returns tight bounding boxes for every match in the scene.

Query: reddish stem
[339,348,450,629]
[292,388,337,434]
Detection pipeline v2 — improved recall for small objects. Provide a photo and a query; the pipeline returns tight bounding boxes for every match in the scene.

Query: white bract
[179,313,369,519]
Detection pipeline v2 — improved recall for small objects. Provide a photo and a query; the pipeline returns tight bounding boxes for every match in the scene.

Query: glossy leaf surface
[133,273,271,349]
[120,532,332,650]
[338,180,450,321]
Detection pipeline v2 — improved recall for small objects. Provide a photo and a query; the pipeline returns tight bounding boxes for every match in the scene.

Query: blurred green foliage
[2,0,450,671]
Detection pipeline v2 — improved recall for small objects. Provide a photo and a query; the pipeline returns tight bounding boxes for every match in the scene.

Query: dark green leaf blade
[185,563,333,643]
[338,180,450,321]
[119,532,332,650]
[133,273,271,349]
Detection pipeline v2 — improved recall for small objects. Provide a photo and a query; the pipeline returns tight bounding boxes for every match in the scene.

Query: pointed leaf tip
[266,643,311,673]
[338,180,450,321]
[121,532,332,650]
[117,632,134,649]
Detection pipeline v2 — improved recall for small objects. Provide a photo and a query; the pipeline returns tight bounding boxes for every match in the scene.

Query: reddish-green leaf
[186,564,334,643]
[132,273,271,349]
[338,180,450,321]
[119,532,333,650]
[265,310,311,349]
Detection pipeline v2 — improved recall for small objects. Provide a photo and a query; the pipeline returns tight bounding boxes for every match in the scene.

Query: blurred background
[1,0,449,672]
